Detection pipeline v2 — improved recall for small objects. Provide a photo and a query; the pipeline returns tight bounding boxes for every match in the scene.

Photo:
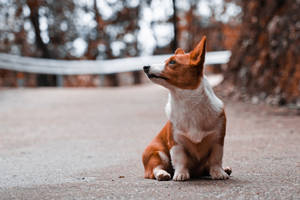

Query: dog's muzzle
[143,65,167,80]
[143,66,150,74]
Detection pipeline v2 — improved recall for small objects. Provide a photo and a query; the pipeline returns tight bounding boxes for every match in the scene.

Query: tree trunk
[224,0,300,105]
[88,0,119,86]
[171,0,178,52]
[27,0,56,86]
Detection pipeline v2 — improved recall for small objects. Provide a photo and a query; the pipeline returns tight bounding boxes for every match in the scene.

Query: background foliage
[0,0,298,105]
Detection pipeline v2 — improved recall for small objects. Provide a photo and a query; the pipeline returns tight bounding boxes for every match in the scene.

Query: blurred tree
[80,0,140,86]
[225,0,300,105]
[27,0,54,86]
[176,0,241,52]
[0,0,242,87]
[0,0,28,86]
[25,0,80,86]
[27,0,50,58]
[82,0,141,86]
[171,0,178,52]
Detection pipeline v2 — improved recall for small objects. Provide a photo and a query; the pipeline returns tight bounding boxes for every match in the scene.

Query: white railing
[0,51,231,86]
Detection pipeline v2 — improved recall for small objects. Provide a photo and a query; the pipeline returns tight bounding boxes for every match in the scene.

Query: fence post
[99,74,105,86]
[132,71,141,84]
[56,75,63,87]
[17,72,24,87]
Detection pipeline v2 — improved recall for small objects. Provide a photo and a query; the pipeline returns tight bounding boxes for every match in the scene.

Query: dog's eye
[169,60,176,65]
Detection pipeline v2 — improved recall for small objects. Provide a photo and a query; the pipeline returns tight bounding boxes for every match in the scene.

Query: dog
[142,36,231,181]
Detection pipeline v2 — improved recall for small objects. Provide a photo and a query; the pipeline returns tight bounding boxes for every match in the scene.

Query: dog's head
[143,36,206,90]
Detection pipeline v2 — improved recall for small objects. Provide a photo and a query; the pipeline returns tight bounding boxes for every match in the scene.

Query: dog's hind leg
[153,165,171,181]
[223,166,232,176]
[143,150,171,181]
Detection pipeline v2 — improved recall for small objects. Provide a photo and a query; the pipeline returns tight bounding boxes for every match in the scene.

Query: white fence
[0,51,231,86]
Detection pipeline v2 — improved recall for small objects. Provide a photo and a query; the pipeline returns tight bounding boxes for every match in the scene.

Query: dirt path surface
[0,85,299,200]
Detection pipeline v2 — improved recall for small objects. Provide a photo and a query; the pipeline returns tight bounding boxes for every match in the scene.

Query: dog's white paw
[210,166,229,180]
[154,169,171,181]
[224,166,232,176]
[173,169,190,181]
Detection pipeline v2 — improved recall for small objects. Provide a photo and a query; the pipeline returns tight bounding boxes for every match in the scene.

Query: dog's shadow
[162,176,249,187]
[180,176,248,187]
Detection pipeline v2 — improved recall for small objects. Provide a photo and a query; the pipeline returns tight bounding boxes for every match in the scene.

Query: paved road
[0,85,299,199]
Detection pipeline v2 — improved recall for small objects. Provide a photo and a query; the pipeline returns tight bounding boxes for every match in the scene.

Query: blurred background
[0,0,299,106]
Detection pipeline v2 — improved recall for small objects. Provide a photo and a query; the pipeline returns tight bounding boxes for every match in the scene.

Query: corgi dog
[142,36,231,181]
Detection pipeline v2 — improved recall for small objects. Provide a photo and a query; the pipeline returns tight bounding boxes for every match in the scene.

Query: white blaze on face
[149,63,165,75]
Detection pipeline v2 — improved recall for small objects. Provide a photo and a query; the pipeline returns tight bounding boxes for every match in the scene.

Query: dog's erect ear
[175,48,185,55]
[190,36,206,67]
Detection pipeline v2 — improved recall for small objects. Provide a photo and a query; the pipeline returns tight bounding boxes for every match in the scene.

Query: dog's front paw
[155,169,171,181]
[173,169,190,181]
[210,166,229,180]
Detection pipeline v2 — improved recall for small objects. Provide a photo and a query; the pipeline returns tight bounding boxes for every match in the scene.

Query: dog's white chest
[165,77,224,144]
[170,107,214,144]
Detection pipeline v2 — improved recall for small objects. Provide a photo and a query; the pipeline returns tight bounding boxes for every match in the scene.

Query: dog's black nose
[143,66,150,73]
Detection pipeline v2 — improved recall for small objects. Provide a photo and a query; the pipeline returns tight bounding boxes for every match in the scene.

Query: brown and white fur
[142,36,231,181]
